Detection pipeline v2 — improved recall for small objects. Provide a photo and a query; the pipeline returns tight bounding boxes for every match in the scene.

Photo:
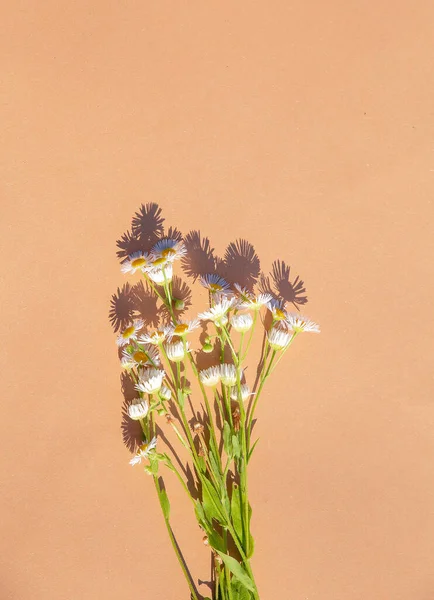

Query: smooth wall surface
[1,2,434,599]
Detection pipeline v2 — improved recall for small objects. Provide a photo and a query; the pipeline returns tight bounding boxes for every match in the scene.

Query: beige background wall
[1,2,434,599]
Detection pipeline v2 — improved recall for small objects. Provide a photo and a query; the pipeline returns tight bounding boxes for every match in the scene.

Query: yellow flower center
[131,257,147,268]
[133,351,148,363]
[122,326,135,338]
[138,442,150,453]
[174,323,188,335]
[152,257,166,267]
[274,309,286,320]
[162,248,176,258]
[209,283,222,292]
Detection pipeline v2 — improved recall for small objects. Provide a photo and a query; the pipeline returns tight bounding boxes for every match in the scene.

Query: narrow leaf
[159,488,170,520]
[247,438,260,463]
[230,483,244,544]
[216,552,256,593]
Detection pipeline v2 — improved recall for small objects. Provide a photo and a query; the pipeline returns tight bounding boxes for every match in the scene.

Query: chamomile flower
[135,368,165,394]
[147,262,173,284]
[129,436,157,466]
[128,399,149,420]
[219,363,238,386]
[151,238,187,262]
[267,299,289,322]
[121,252,152,275]
[267,326,292,351]
[200,274,232,295]
[230,313,253,333]
[234,284,272,310]
[165,340,188,363]
[121,345,160,369]
[198,296,236,327]
[285,313,320,333]
[159,385,172,401]
[139,328,169,345]
[199,366,221,387]
[230,384,253,402]
[116,319,145,347]
[167,319,200,338]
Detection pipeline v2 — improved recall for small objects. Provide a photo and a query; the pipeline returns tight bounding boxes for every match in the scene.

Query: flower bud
[202,343,213,353]
[173,298,185,310]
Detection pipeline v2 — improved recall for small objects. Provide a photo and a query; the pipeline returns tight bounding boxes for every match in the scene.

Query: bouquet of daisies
[116,237,319,600]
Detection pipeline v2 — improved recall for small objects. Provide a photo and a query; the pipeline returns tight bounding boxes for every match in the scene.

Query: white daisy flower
[121,252,152,275]
[121,345,161,369]
[285,313,320,333]
[230,313,253,333]
[234,284,273,310]
[219,363,238,386]
[267,299,289,322]
[139,328,169,345]
[151,238,187,262]
[116,319,145,347]
[230,384,253,402]
[167,319,200,338]
[200,274,232,295]
[128,399,150,420]
[198,296,236,327]
[199,366,221,387]
[135,368,165,394]
[147,262,173,284]
[129,436,157,466]
[165,340,188,363]
[159,385,172,401]
[267,326,292,351]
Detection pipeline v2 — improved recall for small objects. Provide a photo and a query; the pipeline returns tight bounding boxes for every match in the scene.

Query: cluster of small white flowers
[116,233,320,470]
[121,238,187,284]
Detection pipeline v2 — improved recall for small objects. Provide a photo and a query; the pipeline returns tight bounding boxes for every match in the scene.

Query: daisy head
[127,399,149,420]
[199,366,221,387]
[230,313,253,333]
[267,326,293,351]
[234,284,272,310]
[267,298,288,322]
[200,274,232,296]
[121,345,161,369]
[230,384,253,402]
[219,363,238,387]
[164,340,188,363]
[121,252,152,275]
[116,319,145,347]
[151,238,187,263]
[284,313,320,333]
[147,262,173,284]
[198,296,236,327]
[167,319,200,339]
[135,367,165,395]
[159,385,172,401]
[129,436,157,466]
[139,328,169,346]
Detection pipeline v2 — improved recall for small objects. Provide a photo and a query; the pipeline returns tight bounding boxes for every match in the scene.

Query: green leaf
[195,500,207,526]
[207,528,226,553]
[223,420,233,456]
[159,488,170,520]
[230,483,244,544]
[215,552,256,593]
[231,578,252,600]
[247,532,255,559]
[202,479,225,525]
[247,438,260,463]
[177,389,185,409]
[232,434,241,459]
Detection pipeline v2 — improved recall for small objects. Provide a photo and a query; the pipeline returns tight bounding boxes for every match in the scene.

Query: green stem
[153,476,199,600]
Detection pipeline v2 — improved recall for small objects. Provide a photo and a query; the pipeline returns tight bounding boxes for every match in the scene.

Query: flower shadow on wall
[108,202,309,599]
